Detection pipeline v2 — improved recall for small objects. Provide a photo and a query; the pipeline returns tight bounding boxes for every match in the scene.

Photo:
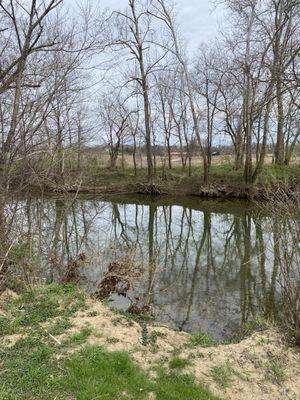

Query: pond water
[3,195,283,341]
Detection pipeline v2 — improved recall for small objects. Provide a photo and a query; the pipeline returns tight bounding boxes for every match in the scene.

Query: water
[2,194,283,341]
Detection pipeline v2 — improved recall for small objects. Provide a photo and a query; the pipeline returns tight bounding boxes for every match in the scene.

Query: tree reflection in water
[1,195,286,341]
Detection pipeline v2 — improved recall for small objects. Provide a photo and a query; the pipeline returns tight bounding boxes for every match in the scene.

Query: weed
[169,357,191,370]
[0,317,17,336]
[111,317,123,326]
[171,347,182,356]
[187,332,216,348]
[106,337,120,344]
[46,317,73,336]
[64,327,92,345]
[195,352,206,359]
[149,330,167,345]
[232,317,270,342]
[141,322,149,346]
[113,308,153,323]
[258,337,271,345]
[87,310,98,317]
[265,356,287,385]
[211,364,234,388]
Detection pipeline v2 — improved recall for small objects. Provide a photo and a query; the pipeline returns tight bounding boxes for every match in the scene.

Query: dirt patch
[0,289,18,316]
[184,331,300,400]
[0,333,25,348]
[56,298,300,400]
[0,289,18,304]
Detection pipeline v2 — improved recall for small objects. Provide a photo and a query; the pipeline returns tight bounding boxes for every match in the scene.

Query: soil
[56,297,300,400]
[1,290,299,399]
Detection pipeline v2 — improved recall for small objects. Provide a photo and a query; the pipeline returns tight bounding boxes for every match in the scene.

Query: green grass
[0,339,221,400]
[63,327,93,346]
[155,370,220,400]
[0,337,62,400]
[169,357,191,370]
[62,345,151,399]
[232,317,270,342]
[112,307,154,323]
[211,364,234,388]
[1,283,86,337]
[187,332,216,348]
[106,336,120,344]
[259,164,300,186]
[45,317,73,336]
[0,316,17,336]
[0,284,221,400]
[265,356,287,385]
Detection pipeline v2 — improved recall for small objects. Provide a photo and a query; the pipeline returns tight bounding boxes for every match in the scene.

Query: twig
[48,332,61,345]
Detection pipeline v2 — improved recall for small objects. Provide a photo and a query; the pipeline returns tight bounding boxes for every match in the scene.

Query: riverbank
[24,163,300,200]
[1,284,299,400]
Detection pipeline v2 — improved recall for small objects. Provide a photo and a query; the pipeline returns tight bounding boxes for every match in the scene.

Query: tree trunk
[274,78,285,164]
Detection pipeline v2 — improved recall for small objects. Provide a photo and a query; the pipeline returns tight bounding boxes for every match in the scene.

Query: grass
[232,317,270,342]
[0,339,221,400]
[0,284,221,400]
[46,317,73,335]
[187,331,216,348]
[106,336,120,344]
[64,327,93,346]
[211,364,234,388]
[112,307,154,323]
[211,362,251,389]
[77,159,300,187]
[0,283,86,337]
[154,370,219,400]
[265,356,287,385]
[63,346,151,399]
[169,357,191,370]
[27,149,300,197]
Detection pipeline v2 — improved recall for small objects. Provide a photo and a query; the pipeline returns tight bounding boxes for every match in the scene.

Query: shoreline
[26,179,299,201]
[1,285,299,400]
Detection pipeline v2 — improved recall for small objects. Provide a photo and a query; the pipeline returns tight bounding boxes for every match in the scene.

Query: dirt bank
[28,179,299,201]
[4,294,297,400]
[58,299,300,399]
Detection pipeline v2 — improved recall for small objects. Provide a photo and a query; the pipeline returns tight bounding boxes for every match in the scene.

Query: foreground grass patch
[0,284,221,400]
[0,340,221,400]
[0,283,86,335]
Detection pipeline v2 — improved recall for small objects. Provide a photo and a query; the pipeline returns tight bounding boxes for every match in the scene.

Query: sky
[97,0,225,54]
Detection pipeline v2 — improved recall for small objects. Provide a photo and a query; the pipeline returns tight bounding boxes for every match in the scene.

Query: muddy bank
[27,179,299,201]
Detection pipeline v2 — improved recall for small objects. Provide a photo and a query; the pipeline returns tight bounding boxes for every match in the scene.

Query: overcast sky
[96,0,224,54]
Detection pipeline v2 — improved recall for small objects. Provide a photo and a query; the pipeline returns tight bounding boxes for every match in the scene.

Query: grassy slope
[0,285,220,400]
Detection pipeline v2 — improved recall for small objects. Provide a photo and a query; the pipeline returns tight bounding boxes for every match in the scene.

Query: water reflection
[2,195,282,340]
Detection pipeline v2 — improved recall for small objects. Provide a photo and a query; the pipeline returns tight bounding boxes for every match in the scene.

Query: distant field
[77,152,300,169]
